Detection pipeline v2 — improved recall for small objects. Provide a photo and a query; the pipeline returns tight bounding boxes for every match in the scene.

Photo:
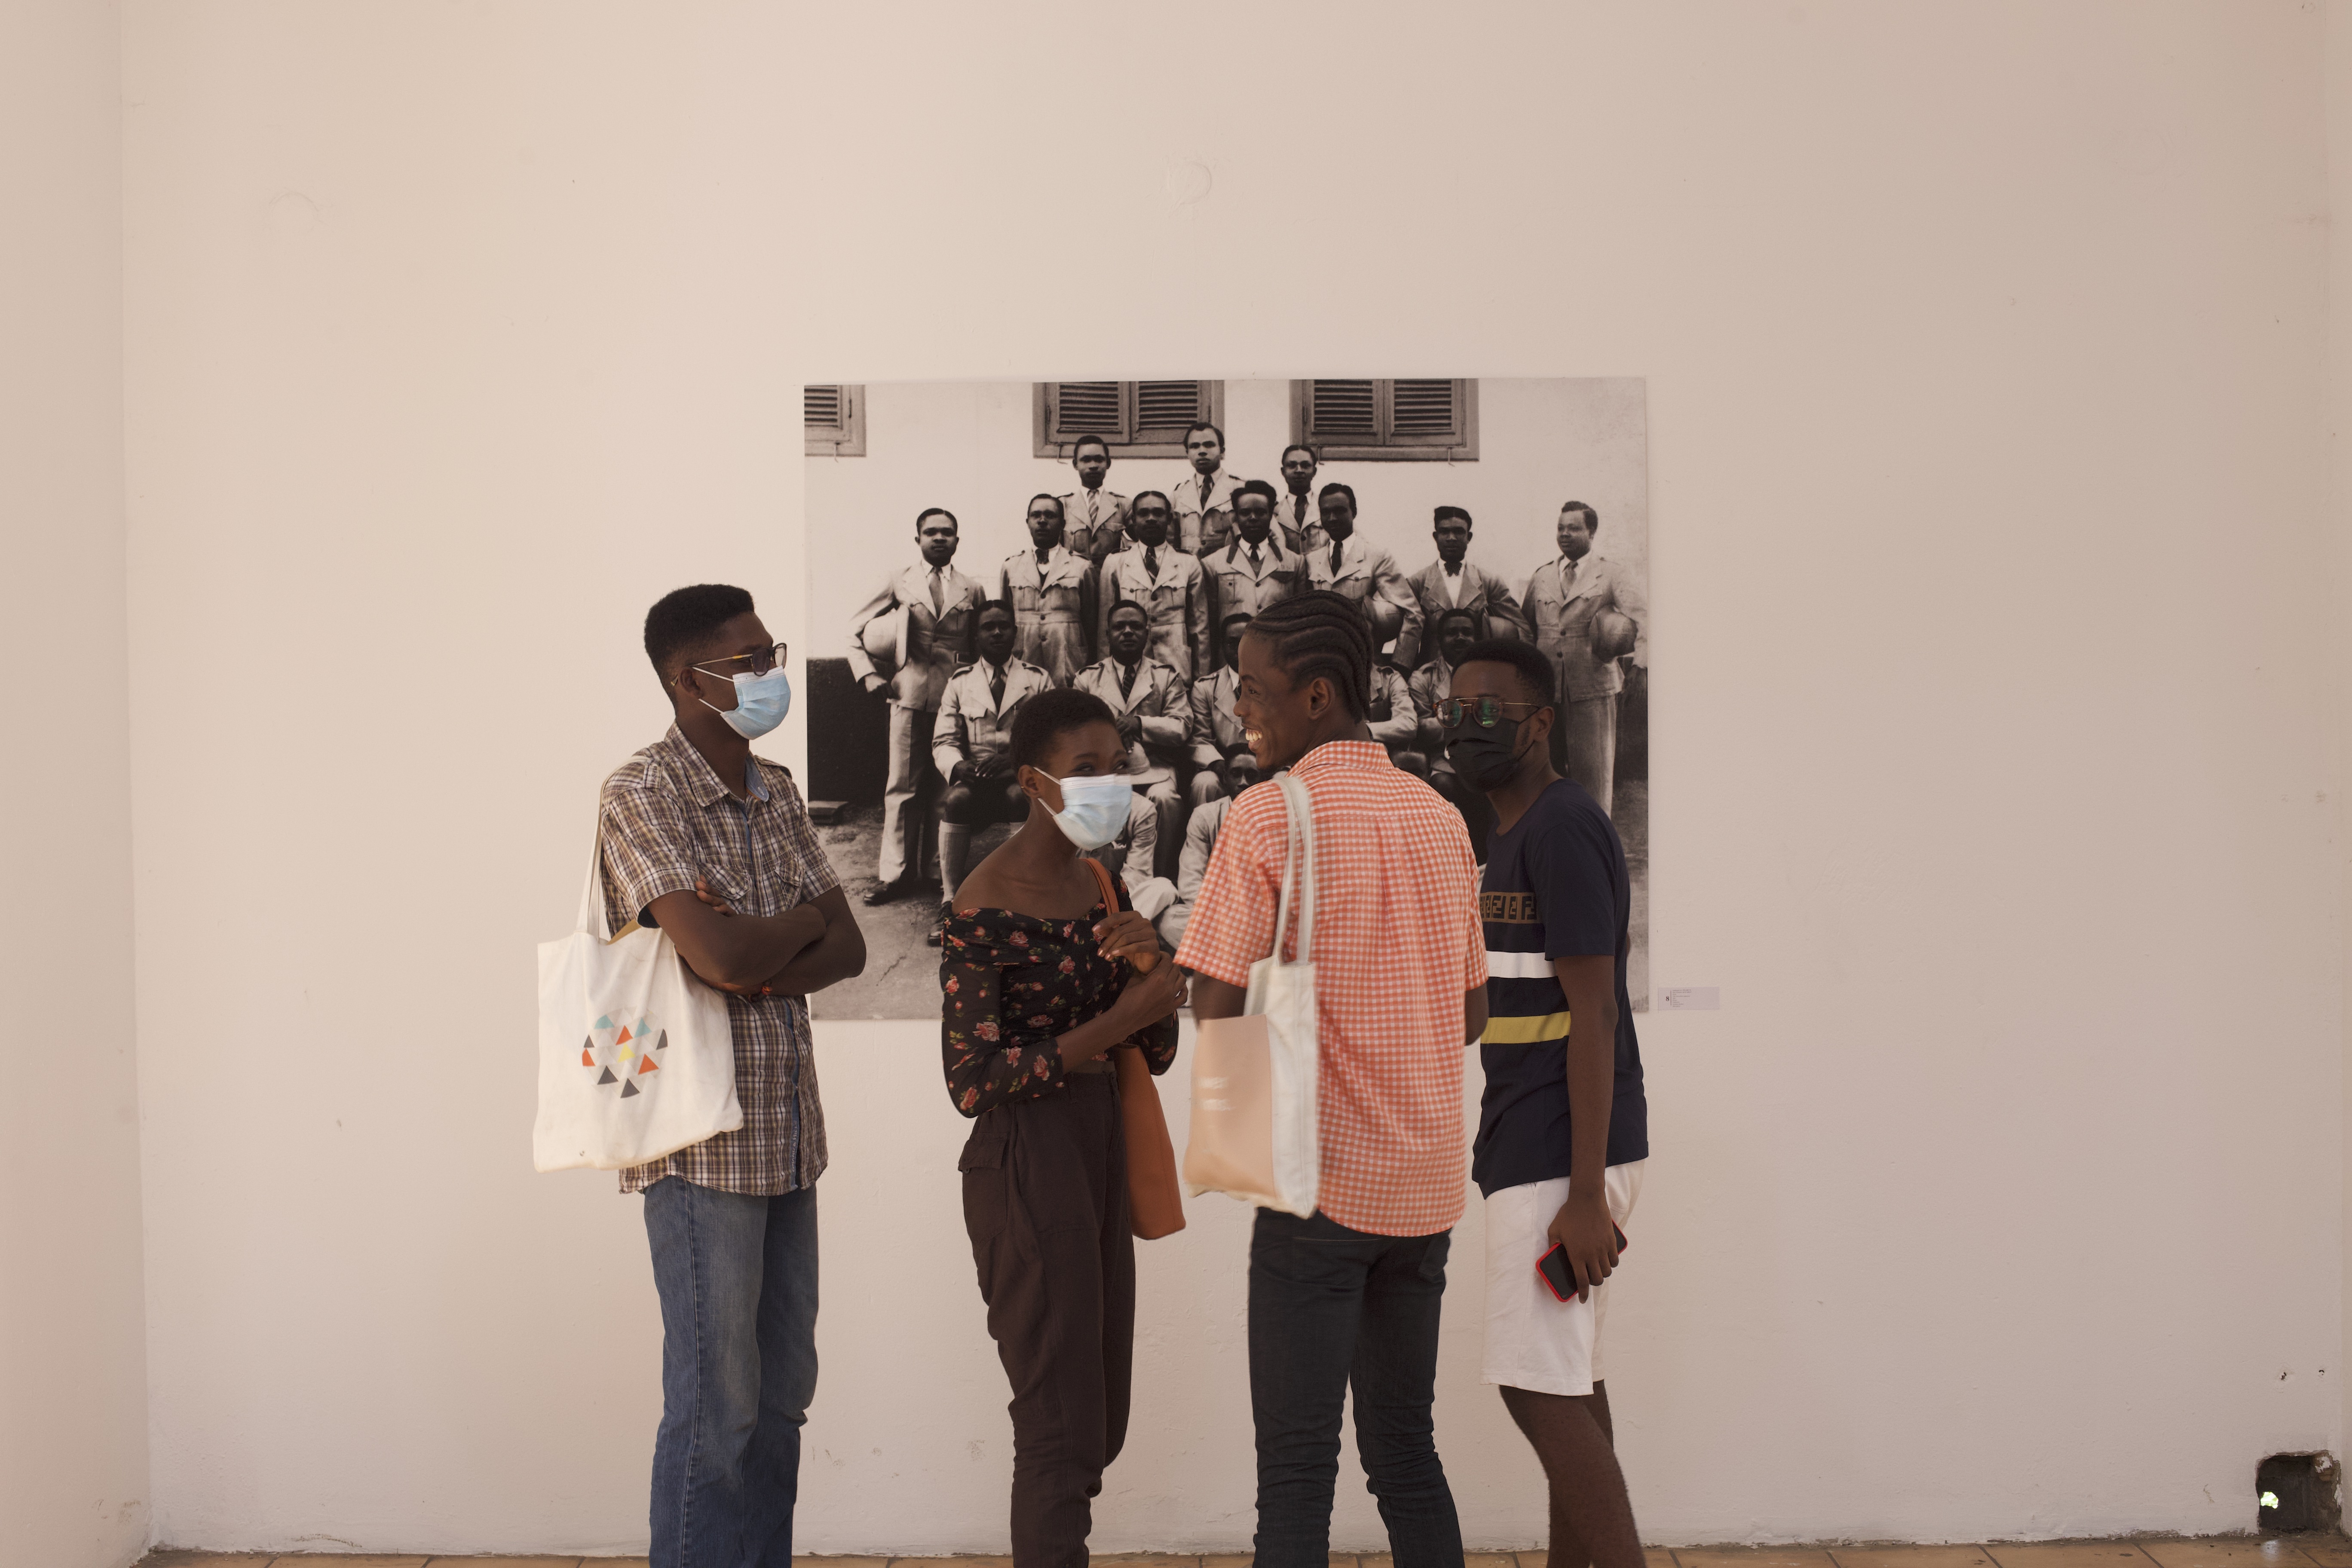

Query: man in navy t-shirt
[1440,636,1649,1568]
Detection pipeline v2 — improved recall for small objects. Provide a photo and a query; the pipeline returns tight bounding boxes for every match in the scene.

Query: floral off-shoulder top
[939,888,1180,1118]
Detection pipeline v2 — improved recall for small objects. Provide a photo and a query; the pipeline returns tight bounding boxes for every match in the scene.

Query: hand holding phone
[1537,1223,1628,1305]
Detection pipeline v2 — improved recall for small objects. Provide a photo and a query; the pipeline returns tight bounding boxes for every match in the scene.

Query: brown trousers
[959,1073,1136,1568]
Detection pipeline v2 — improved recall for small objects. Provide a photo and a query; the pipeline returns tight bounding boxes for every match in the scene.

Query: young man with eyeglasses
[597,584,868,1568]
[1439,637,1649,1568]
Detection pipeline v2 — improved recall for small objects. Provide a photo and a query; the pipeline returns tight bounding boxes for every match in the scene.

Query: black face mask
[1447,714,1532,791]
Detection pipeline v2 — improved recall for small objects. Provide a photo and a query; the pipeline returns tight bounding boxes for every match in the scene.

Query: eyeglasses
[691,642,789,680]
[1436,695,1548,730]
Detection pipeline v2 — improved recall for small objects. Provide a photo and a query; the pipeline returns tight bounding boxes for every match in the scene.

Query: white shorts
[1482,1161,1647,1397]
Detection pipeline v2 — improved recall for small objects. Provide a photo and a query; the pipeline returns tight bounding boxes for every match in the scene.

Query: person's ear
[1018,765,1058,812]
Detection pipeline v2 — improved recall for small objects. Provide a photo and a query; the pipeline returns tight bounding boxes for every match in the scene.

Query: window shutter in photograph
[1134,380,1211,444]
[1035,381,1223,457]
[805,383,866,457]
[1387,379,1461,439]
[1305,380,1379,441]
[1050,382,1126,442]
[1291,379,1478,461]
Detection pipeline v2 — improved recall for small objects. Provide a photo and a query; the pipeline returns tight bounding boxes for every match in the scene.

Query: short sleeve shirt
[1176,741,1486,1237]
[597,726,842,1196]
[1472,778,1648,1196]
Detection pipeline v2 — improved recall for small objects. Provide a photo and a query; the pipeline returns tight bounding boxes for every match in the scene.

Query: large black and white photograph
[800,378,1649,1018]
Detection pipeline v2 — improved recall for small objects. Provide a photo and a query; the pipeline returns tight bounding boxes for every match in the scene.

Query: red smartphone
[1536,1224,1629,1304]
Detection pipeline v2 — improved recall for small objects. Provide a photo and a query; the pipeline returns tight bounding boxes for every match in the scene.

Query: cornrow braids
[1247,590,1374,722]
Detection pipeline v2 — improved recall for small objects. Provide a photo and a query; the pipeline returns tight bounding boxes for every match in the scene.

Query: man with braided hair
[1177,589,1488,1568]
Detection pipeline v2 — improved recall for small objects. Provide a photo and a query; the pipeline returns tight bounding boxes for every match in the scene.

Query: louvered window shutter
[1292,379,1477,460]
[805,384,865,456]
[1048,382,1127,444]
[1134,380,1210,445]
[1305,380,1379,442]
[1035,382,1222,456]
[1387,380,1461,442]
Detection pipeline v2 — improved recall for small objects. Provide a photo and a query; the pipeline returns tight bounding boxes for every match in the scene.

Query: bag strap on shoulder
[1081,853,1121,916]
[1271,773,1316,965]
[576,835,614,943]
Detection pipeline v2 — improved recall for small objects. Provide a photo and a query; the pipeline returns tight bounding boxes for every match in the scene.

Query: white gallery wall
[111,0,2345,1557]
[0,5,152,1568]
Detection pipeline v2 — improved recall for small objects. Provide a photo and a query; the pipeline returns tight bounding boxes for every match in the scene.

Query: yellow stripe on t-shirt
[1480,1010,1573,1044]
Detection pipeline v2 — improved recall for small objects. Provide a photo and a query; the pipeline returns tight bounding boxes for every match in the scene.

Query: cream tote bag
[1183,772,1322,1218]
[533,840,741,1173]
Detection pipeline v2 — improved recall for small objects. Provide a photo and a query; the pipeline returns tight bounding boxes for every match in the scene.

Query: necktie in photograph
[929,567,944,615]
[1145,547,1159,579]
[1248,544,1262,573]
[1294,495,1308,530]
[1119,662,1136,700]
[989,665,1004,707]
[1330,542,1343,575]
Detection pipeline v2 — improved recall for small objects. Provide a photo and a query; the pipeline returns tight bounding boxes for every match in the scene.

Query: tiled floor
[134,1538,2352,1568]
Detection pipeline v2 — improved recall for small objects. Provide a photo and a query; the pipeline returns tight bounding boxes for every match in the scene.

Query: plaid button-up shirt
[1175,740,1486,1237]
[597,726,841,1195]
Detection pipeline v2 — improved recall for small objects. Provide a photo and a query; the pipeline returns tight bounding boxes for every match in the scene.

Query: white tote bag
[533,840,741,1173]
[1183,772,1323,1217]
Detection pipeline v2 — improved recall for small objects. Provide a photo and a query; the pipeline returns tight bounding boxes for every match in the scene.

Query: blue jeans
[1248,1208,1461,1568]
[643,1177,820,1568]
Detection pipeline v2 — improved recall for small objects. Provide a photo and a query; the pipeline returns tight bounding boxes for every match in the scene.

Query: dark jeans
[643,1177,820,1568]
[960,1073,1135,1568]
[1249,1208,1461,1568]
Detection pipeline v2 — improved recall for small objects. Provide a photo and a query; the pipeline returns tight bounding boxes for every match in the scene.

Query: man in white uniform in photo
[845,507,988,904]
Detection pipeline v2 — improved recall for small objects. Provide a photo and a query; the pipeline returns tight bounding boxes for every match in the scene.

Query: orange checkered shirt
[1175,740,1486,1236]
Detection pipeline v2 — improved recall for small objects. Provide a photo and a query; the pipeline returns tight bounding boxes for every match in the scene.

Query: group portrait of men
[842,418,1647,945]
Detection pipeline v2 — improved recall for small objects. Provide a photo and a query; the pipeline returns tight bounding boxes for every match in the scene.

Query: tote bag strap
[1271,772,1316,965]
[573,834,614,942]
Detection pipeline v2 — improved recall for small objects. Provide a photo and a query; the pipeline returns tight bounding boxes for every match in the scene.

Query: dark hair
[1182,420,1225,448]
[1436,607,1484,636]
[1560,500,1599,534]
[1071,434,1112,459]
[1106,599,1149,626]
[1027,493,1065,519]
[644,584,754,688]
[1220,609,1256,631]
[1280,442,1317,466]
[1457,637,1556,706]
[1245,591,1373,722]
[916,506,959,533]
[1234,478,1279,508]
[1318,481,1357,510]
[1131,489,1172,511]
[976,600,1016,625]
[1011,686,1119,771]
[1433,505,1473,528]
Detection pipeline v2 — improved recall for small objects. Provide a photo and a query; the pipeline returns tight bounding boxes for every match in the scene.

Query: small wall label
[1658,986,1720,1011]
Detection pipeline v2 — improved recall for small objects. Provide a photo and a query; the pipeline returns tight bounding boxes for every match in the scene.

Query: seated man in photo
[1070,600,1192,880]
[1186,610,1260,810]
[1155,791,1229,953]
[1411,608,1495,860]
[932,604,1054,928]
[1089,790,1177,926]
[1369,658,1425,778]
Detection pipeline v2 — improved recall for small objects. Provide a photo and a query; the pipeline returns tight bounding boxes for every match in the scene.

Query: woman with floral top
[939,687,1186,1568]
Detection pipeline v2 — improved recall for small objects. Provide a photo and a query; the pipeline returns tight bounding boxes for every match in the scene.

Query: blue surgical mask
[699,667,791,739]
[1047,774,1133,851]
